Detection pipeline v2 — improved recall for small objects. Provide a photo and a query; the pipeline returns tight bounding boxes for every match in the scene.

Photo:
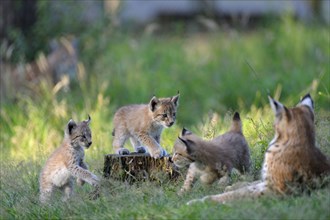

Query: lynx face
[67,116,92,149]
[150,95,179,128]
[172,128,197,168]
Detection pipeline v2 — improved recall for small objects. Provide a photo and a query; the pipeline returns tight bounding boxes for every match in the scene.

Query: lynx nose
[88,141,92,146]
[169,122,174,127]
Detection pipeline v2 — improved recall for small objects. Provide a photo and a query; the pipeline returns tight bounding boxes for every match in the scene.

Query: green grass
[1,16,330,219]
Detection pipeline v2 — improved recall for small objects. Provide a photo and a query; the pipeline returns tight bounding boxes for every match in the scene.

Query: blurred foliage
[1,11,329,160]
[1,6,330,219]
[3,0,105,62]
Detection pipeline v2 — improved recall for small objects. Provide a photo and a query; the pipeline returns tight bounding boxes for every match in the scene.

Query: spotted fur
[39,116,100,204]
[187,94,330,205]
[112,93,179,158]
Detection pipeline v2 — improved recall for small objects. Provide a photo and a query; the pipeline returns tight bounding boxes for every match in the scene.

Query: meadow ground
[1,17,330,219]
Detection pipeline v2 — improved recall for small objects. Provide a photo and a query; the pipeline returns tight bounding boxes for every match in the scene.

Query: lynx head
[65,115,92,149]
[172,128,201,168]
[149,92,180,128]
[269,94,315,145]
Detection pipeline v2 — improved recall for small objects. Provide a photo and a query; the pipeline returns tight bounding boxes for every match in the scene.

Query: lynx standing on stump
[187,94,330,205]
[112,93,180,158]
[39,116,100,204]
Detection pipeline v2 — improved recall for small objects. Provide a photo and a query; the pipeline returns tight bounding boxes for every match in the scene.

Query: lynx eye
[173,113,176,117]
[162,114,167,118]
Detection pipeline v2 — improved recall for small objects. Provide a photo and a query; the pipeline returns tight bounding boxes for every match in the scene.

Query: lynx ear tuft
[171,92,180,106]
[178,136,193,154]
[149,96,159,112]
[181,127,192,136]
[67,119,77,135]
[85,115,91,124]
[268,96,284,116]
[299,93,314,112]
[233,112,240,121]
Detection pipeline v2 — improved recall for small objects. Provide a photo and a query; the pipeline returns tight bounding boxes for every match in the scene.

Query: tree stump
[103,153,182,183]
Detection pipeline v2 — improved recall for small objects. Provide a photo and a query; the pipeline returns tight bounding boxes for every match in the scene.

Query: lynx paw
[94,174,100,181]
[117,148,130,155]
[135,146,147,154]
[161,148,169,157]
[150,148,168,158]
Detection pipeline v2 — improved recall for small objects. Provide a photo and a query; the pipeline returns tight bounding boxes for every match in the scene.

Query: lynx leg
[69,165,100,187]
[39,182,54,204]
[137,133,164,158]
[154,134,161,144]
[130,137,147,153]
[152,134,169,157]
[179,163,197,195]
[62,180,74,202]
[200,172,218,185]
[77,161,89,186]
[112,128,130,155]
[218,174,231,186]
[187,181,267,205]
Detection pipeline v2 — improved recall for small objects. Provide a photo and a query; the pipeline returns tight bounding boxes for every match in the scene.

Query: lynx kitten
[112,93,179,158]
[39,116,100,203]
[172,112,251,194]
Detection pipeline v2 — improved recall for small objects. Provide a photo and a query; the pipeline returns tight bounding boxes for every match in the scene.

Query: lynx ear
[66,119,77,135]
[268,96,284,116]
[84,114,91,125]
[233,112,240,121]
[149,95,159,112]
[298,93,314,112]
[181,127,192,136]
[178,136,193,154]
[171,92,180,107]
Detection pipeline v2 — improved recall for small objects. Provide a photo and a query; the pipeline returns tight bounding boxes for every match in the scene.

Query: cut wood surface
[103,153,182,182]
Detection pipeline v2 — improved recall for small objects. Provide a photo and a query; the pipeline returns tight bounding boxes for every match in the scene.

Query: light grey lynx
[172,112,251,194]
[39,116,100,204]
[112,93,179,158]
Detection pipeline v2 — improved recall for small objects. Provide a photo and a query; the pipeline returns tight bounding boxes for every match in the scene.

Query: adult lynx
[112,93,179,158]
[188,94,330,205]
[39,116,100,203]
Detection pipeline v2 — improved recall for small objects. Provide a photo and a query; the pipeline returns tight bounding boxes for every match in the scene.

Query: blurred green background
[0,1,329,219]
[1,0,329,160]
